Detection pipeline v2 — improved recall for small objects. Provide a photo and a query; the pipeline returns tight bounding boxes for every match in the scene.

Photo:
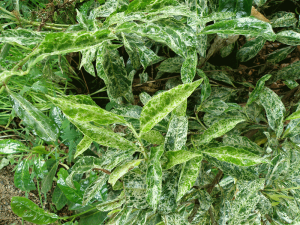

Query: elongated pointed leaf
[82,172,109,205]
[71,120,139,151]
[41,160,59,193]
[163,150,202,170]
[200,17,276,41]
[203,146,269,166]
[276,30,300,46]
[11,197,59,224]
[259,87,285,138]
[109,159,143,186]
[140,79,202,134]
[286,110,300,121]
[96,191,126,211]
[14,159,36,191]
[247,74,272,105]
[0,139,27,154]
[236,36,265,62]
[52,186,67,210]
[267,46,295,64]
[158,56,185,73]
[141,130,165,145]
[177,156,202,202]
[219,0,252,18]
[181,47,197,83]
[197,69,211,104]
[74,136,93,158]
[8,90,59,142]
[0,29,46,46]
[193,118,245,146]
[146,146,164,210]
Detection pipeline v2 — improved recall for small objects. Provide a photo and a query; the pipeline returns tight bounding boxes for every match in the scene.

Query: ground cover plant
[2,0,300,224]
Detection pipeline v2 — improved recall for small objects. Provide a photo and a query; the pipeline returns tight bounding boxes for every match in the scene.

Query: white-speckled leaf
[158,56,185,73]
[177,156,202,202]
[140,79,202,134]
[271,12,297,28]
[181,47,197,83]
[146,145,164,210]
[284,105,300,138]
[74,136,93,159]
[200,98,228,115]
[163,150,202,170]
[207,69,235,87]
[203,146,269,166]
[258,87,285,138]
[197,69,211,104]
[109,159,143,186]
[200,17,276,41]
[254,0,267,7]
[47,95,127,125]
[223,135,263,154]
[220,42,235,58]
[236,36,265,62]
[141,130,165,145]
[94,0,128,17]
[0,139,28,154]
[193,118,245,146]
[96,191,126,211]
[80,48,97,77]
[274,60,300,81]
[0,29,46,46]
[247,74,272,105]
[8,90,59,142]
[276,30,300,46]
[267,46,295,64]
[164,116,188,152]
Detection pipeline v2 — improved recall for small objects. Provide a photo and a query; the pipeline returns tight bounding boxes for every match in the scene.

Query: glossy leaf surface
[52,186,67,210]
[0,139,27,154]
[14,159,36,191]
[276,30,300,46]
[141,130,165,145]
[74,136,93,159]
[41,160,59,193]
[181,48,197,83]
[236,36,265,62]
[247,74,272,105]
[140,79,202,134]
[83,172,108,205]
[163,150,202,170]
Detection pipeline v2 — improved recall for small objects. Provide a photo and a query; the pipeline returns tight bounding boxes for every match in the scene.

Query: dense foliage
[2,0,300,224]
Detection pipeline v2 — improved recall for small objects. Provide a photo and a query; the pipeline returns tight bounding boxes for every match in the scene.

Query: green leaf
[41,160,59,193]
[94,0,128,17]
[200,17,276,41]
[109,159,143,186]
[200,98,228,115]
[258,87,286,138]
[193,118,245,146]
[140,79,202,134]
[203,146,269,166]
[223,135,263,154]
[141,130,165,145]
[158,56,185,73]
[125,0,179,14]
[14,158,36,191]
[74,136,93,159]
[146,146,164,210]
[283,104,300,138]
[0,29,45,46]
[83,172,109,205]
[11,196,59,224]
[0,139,27,154]
[163,150,202,170]
[80,48,97,76]
[247,74,272,105]
[274,60,300,81]
[271,12,297,28]
[286,110,300,121]
[219,0,252,18]
[177,156,203,202]
[97,191,126,211]
[276,30,300,46]
[164,115,188,152]
[181,47,197,83]
[102,149,135,171]
[236,36,265,62]
[78,208,107,225]
[52,186,68,210]
[197,69,211,104]
[8,90,59,142]
[71,120,139,151]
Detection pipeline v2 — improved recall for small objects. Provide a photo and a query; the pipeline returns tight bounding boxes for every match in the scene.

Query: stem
[36,179,44,209]
[195,113,207,130]
[60,206,97,220]
[127,123,148,160]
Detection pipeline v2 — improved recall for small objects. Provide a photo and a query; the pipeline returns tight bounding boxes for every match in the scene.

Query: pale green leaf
[163,150,202,170]
[109,159,143,186]
[203,146,269,166]
[141,130,165,145]
[74,136,93,159]
[96,191,126,211]
[0,29,45,46]
[140,79,202,134]
[236,36,265,62]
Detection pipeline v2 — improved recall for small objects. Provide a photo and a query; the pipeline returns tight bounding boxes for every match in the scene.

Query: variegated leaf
[223,135,263,154]
[96,191,126,211]
[146,146,164,210]
[266,46,295,64]
[74,136,93,159]
[276,30,300,46]
[274,60,300,81]
[236,36,265,62]
[247,74,272,105]
[141,130,165,145]
[181,47,197,83]
[163,150,202,170]
[158,56,185,73]
[0,29,46,46]
[271,12,297,28]
[140,79,202,134]
[197,69,211,104]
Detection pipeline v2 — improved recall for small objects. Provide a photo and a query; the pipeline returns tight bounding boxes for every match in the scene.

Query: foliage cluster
[2,0,300,224]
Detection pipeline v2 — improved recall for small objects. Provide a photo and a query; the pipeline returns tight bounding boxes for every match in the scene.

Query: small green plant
[2,0,300,224]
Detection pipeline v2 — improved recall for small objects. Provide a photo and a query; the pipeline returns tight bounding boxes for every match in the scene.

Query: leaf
[96,191,126,211]
[140,79,202,134]
[41,160,59,193]
[74,136,93,159]
[146,146,164,210]
[181,47,197,83]
[158,56,185,73]
[163,150,202,170]
[125,0,179,14]
[193,118,245,146]
[0,139,27,154]
[247,74,272,105]
[276,30,300,46]
[203,146,269,166]
[52,186,68,210]
[258,87,286,138]
[200,98,228,115]
[109,159,143,186]
[219,0,252,18]
[11,197,59,224]
[71,120,139,151]
[80,48,97,76]
[267,46,295,65]
[236,36,265,62]
[94,0,128,17]
[79,209,107,225]
[14,159,36,191]
[274,60,300,81]
[271,12,297,28]
[0,29,45,46]
[176,156,203,202]
[164,116,188,152]
[8,90,59,142]
[141,130,165,145]
[83,172,109,205]
[207,68,235,87]
[197,69,211,104]
[200,17,276,41]
[223,135,263,154]
[283,105,300,138]
[102,149,135,171]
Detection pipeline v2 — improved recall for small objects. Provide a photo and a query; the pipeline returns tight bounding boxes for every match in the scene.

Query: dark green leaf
[158,56,185,73]
[41,160,59,194]
[267,46,295,64]
[219,0,252,18]
[247,74,272,105]
[197,69,211,104]
[83,172,108,205]
[236,36,265,62]
[52,186,68,210]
